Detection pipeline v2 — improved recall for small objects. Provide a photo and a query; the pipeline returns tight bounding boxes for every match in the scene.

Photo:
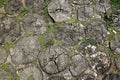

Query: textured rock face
[20,66,43,80]
[10,36,40,65]
[84,19,108,44]
[0,17,21,44]
[110,35,120,55]
[70,55,87,77]
[48,0,72,22]
[25,0,44,13]
[39,45,69,74]
[4,0,23,15]
[0,0,120,80]
[22,13,47,35]
[55,23,84,46]
[0,47,7,64]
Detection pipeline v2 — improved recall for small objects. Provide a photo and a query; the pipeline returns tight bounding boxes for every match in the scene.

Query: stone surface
[55,23,84,46]
[25,0,44,13]
[39,45,68,74]
[22,13,46,35]
[48,76,66,80]
[48,0,72,22]
[77,74,95,80]
[84,19,108,44]
[90,52,111,74]
[10,36,40,65]
[110,35,120,55]
[0,46,7,64]
[0,17,21,44]
[20,65,43,80]
[102,73,120,80]
[69,55,87,77]
[4,0,23,15]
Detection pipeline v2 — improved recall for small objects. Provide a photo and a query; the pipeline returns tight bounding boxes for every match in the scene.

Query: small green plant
[53,39,62,46]
[4,41,13,53]
[16,74,20,80]
[19,7,29,16]
[0,0,8,8]
[0,63,9,71]
[24,32,31,37]
[27,75,34,80]
[110,0,120,9]
[38,35,46,51]
[40,0,52,22]
[32,59,38,65]
[13,16,22,23]
[8,74,13,80]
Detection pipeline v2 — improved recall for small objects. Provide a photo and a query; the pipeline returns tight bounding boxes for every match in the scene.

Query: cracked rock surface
[0,0,120,80]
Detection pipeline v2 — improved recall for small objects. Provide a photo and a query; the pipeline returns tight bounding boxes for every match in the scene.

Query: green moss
[105,47,114,57]
[53,39,62,46]
[19,7,29,16]
[24,32,31,37]
[4,41,13,53]
[40,0,52,22]
[0,63,9,71]
[0,0,8,8]
[27,75,34,80]
[38,35,46,51]
[13,16,22,23]
[110,0,120,9]
[32,59,38,65]
[16,74,20,80]
[8,74,13,80]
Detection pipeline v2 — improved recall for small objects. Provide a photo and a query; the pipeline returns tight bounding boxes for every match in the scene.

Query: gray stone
[90,52,111,74]
[48,76,66,80]
[69,55,87,77]
[77,5,94,21]
[25,0,44,13]
[77,74,95,80]
[95,0,111,13]
[48,0,72,22]
[0,17,21,44]
[110,35,120,55]
[4,0,23,15]
[102,73,120,80]
[112,10,120,29]
[84,19,108,44]
[20,65,43,80]
[0,70,9,80]
[22,13,47,35]
[10,36,40,65]
[115,59,120,70]
[0,47,7,64]
[39,45,68,74]
[55,23,84,46]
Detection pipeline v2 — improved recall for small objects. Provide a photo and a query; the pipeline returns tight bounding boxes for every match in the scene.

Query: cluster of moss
[110,0,120,9]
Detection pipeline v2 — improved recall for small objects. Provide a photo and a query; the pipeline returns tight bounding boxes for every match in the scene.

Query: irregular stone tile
[0,46,7,64]
[95,0,111,13]
[55,23,84,46]
[72,0,92,5]
[20,65,43,80]
[10,36,40,65]
[0,63,16,80]
[84,19,108,44]
[48,0,72,22]
[4,0,23,15]
[39,45,69,74]
[22,13,47,35]
[0,70,9,80]
[0,17,21,44]
[90,52,111,74]
[112,10,120,29]
[25,0,44,13]
[110,35,120,55]
[48,76,66,80]
[69,55,87,77]
[77,74,95,80]
[102,73,120,80]
[115,59,120,70]
[77,5,95,21]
